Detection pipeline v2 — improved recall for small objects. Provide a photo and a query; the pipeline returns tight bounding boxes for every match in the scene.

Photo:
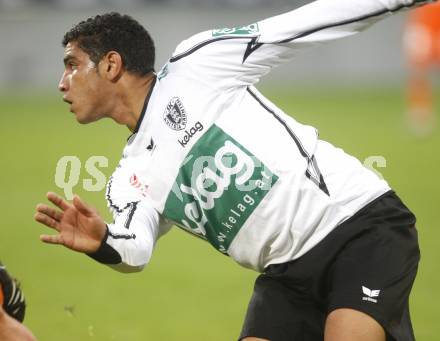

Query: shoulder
[171,30,213,60]
[170,24,261,63]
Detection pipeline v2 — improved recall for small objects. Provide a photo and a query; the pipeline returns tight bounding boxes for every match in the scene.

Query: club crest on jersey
[164,97,187,131]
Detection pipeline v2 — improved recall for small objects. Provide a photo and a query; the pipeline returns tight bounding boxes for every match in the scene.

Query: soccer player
[0,308,36,341]
[0,264,36,341]
[404,1,440,135]
[34,1,433,340]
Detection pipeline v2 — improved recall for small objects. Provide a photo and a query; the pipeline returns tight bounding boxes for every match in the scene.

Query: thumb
[72,195,94,217]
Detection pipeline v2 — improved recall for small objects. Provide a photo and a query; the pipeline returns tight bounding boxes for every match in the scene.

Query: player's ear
[100,51,123,82]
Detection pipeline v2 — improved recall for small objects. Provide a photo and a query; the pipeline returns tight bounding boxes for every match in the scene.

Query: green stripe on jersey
[163,124,278,254]
[212,23,259,37]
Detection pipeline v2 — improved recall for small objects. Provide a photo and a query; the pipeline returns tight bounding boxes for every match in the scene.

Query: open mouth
[62,97,74,112]
[63,97,72,105]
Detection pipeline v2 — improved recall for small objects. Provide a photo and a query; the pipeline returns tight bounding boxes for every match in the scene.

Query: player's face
[58,42,110,124]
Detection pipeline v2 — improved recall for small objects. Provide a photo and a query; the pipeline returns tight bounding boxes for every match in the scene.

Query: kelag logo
[178,121,204,148]
[212,23,259,37]
[163,125,278,254]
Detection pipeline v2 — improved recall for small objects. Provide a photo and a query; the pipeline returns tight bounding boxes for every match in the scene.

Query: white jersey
[101,0,430,273]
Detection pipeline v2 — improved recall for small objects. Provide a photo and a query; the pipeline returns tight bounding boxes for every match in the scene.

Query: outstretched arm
[170,0,435,88]
[35,192,167,273]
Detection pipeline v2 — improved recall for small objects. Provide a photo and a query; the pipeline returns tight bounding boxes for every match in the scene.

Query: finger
[40,234,64,245]
[34,212,60,231]
[47,192,71,211]
[72,195,94,217]
[36,204,63,222]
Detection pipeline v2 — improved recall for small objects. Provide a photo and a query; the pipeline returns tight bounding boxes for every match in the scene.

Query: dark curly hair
[62,12,155,76]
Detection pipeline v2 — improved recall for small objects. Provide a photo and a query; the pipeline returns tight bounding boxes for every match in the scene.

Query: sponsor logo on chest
[163,124,278,254]
[178,121,204,148]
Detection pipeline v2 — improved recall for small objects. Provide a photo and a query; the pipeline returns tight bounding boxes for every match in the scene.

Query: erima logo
[362,286,380,303]
[178,121,204,148]
[164,97,187,131]
[146,138,156,152]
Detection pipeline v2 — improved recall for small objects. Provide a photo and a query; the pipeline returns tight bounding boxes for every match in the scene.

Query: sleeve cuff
[86,225,122,265]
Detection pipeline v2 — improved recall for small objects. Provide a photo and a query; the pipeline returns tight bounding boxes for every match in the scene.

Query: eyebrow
[63,55,78,66]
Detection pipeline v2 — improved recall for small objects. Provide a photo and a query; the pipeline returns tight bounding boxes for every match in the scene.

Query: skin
[0,307,37,341]
[38,40,386,340]
[324,309,385,341]
[36,41,155,253]
[34,192,107,253]
[58,41,155,131]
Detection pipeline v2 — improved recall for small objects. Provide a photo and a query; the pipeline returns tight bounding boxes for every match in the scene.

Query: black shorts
[239,191,420,341]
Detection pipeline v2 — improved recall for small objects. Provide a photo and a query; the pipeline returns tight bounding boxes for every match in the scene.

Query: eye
[66,61,78,71]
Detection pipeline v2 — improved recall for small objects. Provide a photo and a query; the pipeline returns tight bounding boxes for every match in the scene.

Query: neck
[110,72,156,132]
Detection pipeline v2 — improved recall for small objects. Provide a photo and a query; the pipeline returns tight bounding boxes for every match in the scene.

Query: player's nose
[58,72,69,92]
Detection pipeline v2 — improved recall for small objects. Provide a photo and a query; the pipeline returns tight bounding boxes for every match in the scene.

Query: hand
[34,192,106,254]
